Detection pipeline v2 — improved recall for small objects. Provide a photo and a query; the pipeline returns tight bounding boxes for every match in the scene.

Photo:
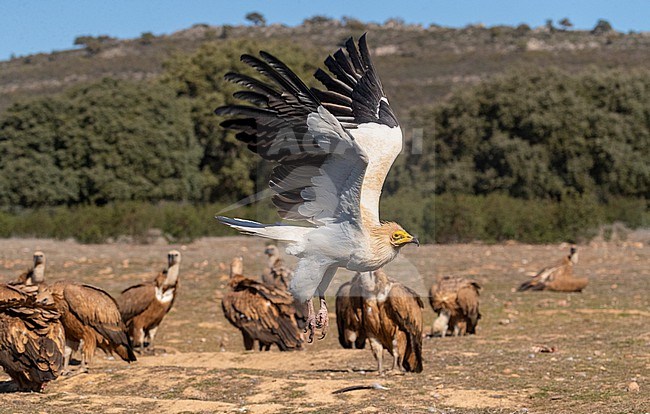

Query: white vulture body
[215,35,418,340]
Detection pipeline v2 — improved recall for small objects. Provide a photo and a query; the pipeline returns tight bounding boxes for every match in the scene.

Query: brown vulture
[49,281,136,373]
[0,283,65,392]
[261,244,293,290]
[10,251,46,286]
[429,276,481,337]
[222,257,303,351]
[334,274,366,349]
[117,250,181,354]
[517,247,587,292]
[7,251,135,373]
[356,269,423,373]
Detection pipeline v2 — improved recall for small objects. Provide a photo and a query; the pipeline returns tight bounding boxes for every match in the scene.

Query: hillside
[2,19,650,116]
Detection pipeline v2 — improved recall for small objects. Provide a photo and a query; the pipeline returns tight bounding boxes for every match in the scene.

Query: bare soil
[0,235,648,413]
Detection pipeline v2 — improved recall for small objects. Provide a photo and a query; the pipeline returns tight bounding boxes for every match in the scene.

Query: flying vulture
[117,250,181,354]
[261,244,292,290]
[0,283,65,392]
[215,34,418,341]
[334,273,366,349]
[222,257,303,351]
[517,247,587,292]
[429,276,481,337]
[355,269,423,373]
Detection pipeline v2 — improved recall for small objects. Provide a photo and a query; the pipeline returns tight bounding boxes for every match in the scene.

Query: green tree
[558,18,573,31]
[0,78,205,207]
[592,19,613,35]
[245,12,266,27]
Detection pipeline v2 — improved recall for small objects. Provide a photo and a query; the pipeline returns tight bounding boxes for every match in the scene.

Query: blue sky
[2,0,649,60]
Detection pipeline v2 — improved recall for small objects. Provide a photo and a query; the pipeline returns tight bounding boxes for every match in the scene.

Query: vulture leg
[242,332,254,350]
[316,296,329,340]
[304,299,317,343]
[78,339,89,374]
[147,326,162,354]
[136,328,146,355]
[369,338,384,375]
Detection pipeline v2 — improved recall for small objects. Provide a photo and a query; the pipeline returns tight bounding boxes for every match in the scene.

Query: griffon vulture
[222,257,303,351]
[429,276,481,337]
[261,244,292,290]
[10,251,46,286]
[117,250,181,354]
[49,281,136,373]
[356,269,423,373]
[215,34,419,341]
[0,283,65,392]
[334,274,366,349]
[517,247,587,292]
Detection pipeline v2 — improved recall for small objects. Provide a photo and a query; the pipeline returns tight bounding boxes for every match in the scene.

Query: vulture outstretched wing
[215,34,402,227]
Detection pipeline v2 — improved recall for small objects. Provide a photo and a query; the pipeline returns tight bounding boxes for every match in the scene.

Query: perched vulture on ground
[429,276,481,337]
[517,247,587,292]
[261,244,292,290]
[10,251,46,286]
[335,274,366,349]
[215,35,419,341]
[222,257,303,351]
[0,283,65,392]
[7,252,135,373]
[355,269,423,373]
[49,281,136,373]
[117,250,181,354]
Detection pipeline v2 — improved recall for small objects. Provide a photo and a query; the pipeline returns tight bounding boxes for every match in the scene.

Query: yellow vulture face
[390,230,419,247]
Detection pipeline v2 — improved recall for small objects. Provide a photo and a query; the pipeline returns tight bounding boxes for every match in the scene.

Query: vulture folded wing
[118,283,156,321]
[386,283,424,373]
[229,290,301,350]
[457,282,481,323]
[63,284,128,346]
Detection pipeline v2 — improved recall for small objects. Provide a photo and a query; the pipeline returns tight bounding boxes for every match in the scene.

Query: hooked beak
[410,237,420,247]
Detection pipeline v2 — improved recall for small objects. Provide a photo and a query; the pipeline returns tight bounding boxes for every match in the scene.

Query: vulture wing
[215,34,401,227]
[118,283,156,322]
[0,284,65,391]
[386,282,424,373]
[62,283,133,358]
[457,281,482,328]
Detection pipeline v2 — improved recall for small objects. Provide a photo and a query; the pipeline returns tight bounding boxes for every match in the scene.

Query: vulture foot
[316,296,329,339]
[304,299,317,343]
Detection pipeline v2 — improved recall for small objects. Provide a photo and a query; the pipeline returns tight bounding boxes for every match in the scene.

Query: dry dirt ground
[0,235,648,413]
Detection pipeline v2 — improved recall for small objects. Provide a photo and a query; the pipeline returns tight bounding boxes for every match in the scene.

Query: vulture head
[230,257,244,278]
[569,247,578,265]
[264,244,279,258]
[373,222,419,255]
[31,251,46,284]
[167,250,181,267]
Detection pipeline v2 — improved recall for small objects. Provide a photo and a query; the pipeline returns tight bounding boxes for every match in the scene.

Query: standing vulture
[356,269,423,373]
[222,257,303,351]
[117,250,181,354]
[49,281,136,373]
[261,244,292,290]
[10,251,46,286]
[7,251,135,373]
[0,283,65,392]
[517,247,587,292]
[215,35,419,341]
[429,276,481,337]
[334,274,366,349]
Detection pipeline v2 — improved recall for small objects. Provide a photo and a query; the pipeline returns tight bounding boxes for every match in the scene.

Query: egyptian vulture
[355,269,423,373]
[517,247,587,292]
[429,276,481,337]
[215,34,418,341]
[222,257,303,351]
[10,251,45,286]
[334,273,366,349]
[117,250,181,354]
[49,281,136,373]
[0,283,65,392]
[261,244,292,290]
